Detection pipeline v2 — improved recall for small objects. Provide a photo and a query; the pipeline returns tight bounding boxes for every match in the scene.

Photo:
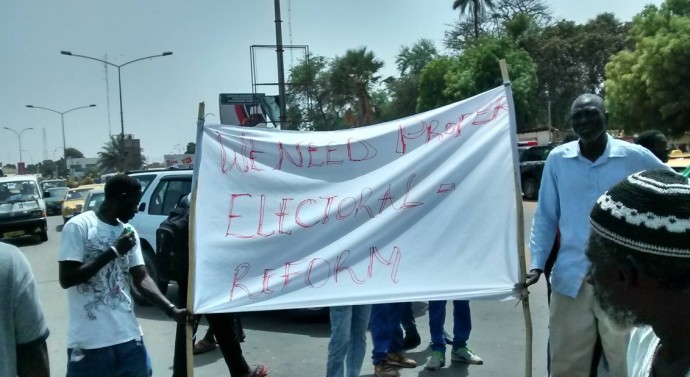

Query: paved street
[9,201,552,377]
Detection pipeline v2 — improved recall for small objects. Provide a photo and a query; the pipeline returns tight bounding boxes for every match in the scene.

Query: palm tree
[452,0,495,40]
[98,135,146,173]
[329,47,384,127]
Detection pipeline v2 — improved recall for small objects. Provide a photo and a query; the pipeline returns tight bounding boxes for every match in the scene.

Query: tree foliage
[185,142,195,154]
[445,37,538,127]
[606,0,690,136]
[286,49,387,130]
[329,47,384,127]
[98,136,146,173]
[452,0,496,40]
[64,147,84,159]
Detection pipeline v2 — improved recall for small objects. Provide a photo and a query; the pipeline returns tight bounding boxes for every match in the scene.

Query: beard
[593,286,644,331]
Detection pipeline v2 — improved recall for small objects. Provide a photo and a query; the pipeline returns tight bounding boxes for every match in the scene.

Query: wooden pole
[500,58,533,377]
[185,102,205,377]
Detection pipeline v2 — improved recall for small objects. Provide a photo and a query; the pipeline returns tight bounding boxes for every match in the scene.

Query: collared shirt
[529,135,669,298]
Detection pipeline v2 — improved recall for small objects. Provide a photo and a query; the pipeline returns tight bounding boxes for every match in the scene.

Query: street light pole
[25,104,96,175]
[3,127,33,167]
[60,50,173,138]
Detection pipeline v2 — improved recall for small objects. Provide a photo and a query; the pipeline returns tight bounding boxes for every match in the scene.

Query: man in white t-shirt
[0,241,50,377]
[59,174,189,377]
[586,169,690,377]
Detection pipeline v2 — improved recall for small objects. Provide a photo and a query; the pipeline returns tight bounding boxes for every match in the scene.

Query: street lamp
[3,127,33,166]
[60,50,173,138]
[26,104,96,173]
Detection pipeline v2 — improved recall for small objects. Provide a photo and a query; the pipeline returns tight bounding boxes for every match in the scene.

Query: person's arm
[130,265,188,323]
[59,229,135,288]
[12,247,50,377]
[525,155,560,286]
[16,340,49,377]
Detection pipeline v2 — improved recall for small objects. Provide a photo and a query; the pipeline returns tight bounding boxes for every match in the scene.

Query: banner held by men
[192,85,521,313]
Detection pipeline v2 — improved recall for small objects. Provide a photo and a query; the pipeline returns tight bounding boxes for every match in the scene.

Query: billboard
[164,154,194,169]
[218,93,280,129]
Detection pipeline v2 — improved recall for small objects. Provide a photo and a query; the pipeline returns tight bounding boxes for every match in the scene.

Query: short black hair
[634,130,665,148]
[104,174,141,200]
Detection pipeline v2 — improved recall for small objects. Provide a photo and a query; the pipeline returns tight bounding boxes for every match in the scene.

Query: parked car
[0,175,49,242]
[44,186,69,216]
[62,184,104,223]
[126,169,193,304]
[518,145,555,200]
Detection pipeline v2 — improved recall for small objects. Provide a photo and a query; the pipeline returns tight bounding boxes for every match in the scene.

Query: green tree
[39,159,57,177]
[97,136,146,173]
[453,0,496,40]
[606,1,690,136]
[396,39,439,76]
[146,162,165,169]
[444,36,539,128]
[329,47,384,127]
[286,54,346,131]
[185,142,195,154]
[417,57,460,112]
[385,39,440,119]
[64,148,84,159]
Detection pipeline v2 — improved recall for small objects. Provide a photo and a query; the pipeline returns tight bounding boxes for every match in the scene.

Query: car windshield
[41,180,67,190]
[84,192,105,211]
[46,187,69,198]
[66,189,91,200]
[0,180,40,204]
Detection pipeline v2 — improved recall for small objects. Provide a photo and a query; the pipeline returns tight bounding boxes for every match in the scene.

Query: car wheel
[131,251,168,306]
[522,177,539,200]
[39,230,48,242]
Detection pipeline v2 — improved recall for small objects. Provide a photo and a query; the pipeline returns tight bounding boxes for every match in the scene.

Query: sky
[0,0,662,165]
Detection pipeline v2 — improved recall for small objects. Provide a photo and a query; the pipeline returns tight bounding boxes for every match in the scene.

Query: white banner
[193,86,521,313]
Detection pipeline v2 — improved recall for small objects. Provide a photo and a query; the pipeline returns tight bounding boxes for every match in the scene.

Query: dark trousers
[173,280,249,377]
[400,302,416,333]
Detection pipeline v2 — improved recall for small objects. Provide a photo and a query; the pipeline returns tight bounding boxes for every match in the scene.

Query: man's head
[635,130,669,163]
[586,169,690,328]
[569,94,607,143]
[103,174,142,223]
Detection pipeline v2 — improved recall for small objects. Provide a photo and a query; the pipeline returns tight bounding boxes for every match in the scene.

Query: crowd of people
[2,92,689,377]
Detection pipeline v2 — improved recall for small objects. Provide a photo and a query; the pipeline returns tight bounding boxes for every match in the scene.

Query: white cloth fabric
[0,242,49,377]
[627,326,690,377]
[59,211,144,349]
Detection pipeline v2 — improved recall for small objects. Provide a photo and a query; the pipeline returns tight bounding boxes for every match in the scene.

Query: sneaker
[386,352,417,368]
[425,350,446,371]
[374,362,400,377]
[451,347,484,365]
[402,331,421,350]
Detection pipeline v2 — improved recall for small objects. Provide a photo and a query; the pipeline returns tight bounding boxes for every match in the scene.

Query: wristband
[166,303,176,317]
[110,246,121,258]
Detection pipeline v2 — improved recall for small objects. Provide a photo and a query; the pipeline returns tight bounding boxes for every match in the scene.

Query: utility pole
[274,0,287,128]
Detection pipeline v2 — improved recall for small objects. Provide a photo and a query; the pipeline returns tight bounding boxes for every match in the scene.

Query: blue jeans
[400,302,416,333]
[428,300,472,352]
[327,305,372,377]
[67,338,152,377]
[370,303,405,365]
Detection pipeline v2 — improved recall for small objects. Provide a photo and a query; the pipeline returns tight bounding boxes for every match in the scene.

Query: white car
[0,175,49,242]
[126,169,193,303]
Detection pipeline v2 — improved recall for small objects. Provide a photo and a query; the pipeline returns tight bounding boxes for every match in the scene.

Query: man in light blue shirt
[524,94,669,377]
